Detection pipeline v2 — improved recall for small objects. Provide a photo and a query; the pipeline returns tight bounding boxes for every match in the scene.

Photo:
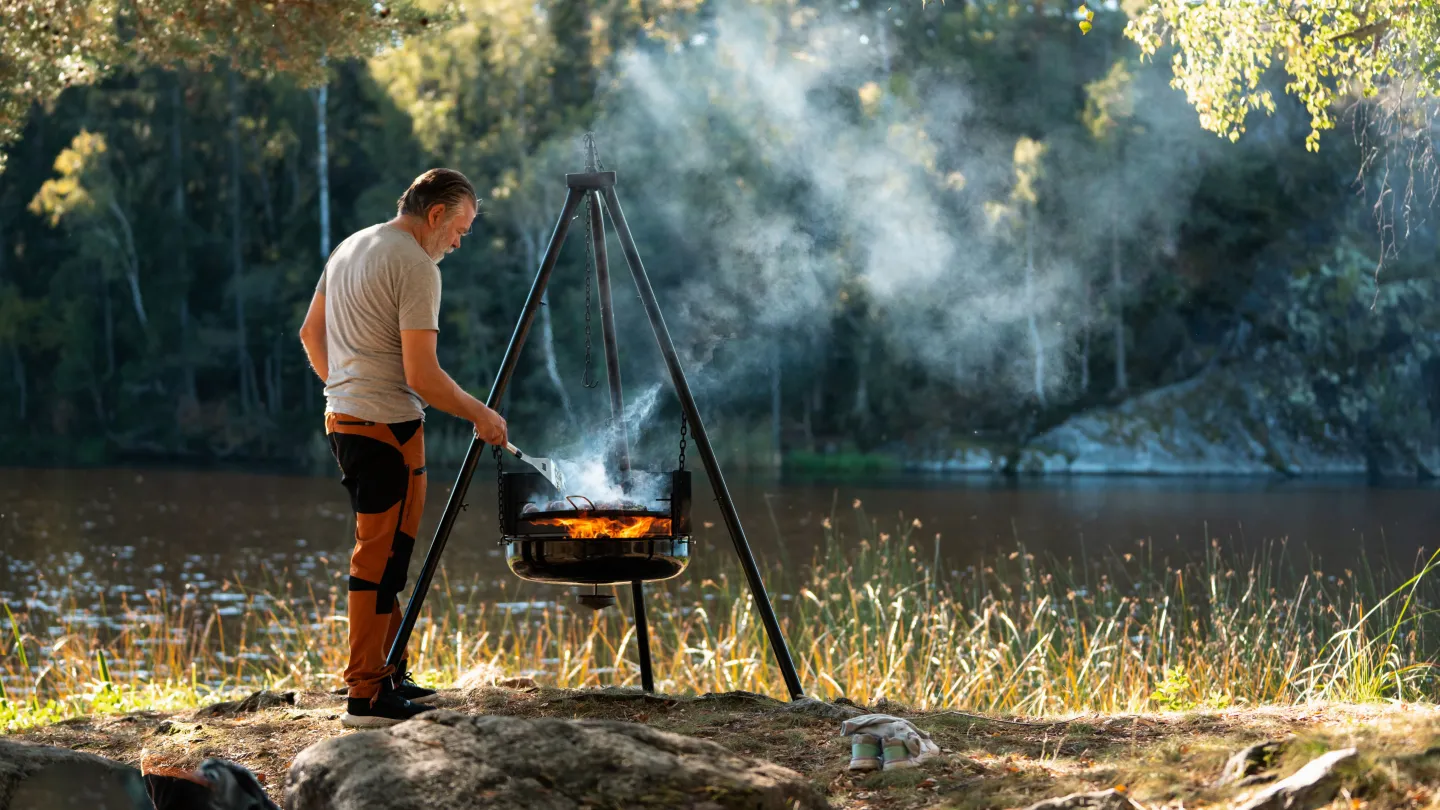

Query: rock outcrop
[0,738,150,810]
[1233,748,1358,810]
[285,709,829,810]
[194,689,297,718]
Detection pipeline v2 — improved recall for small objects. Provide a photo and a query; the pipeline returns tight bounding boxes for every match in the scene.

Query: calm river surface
[3,465,1438,611]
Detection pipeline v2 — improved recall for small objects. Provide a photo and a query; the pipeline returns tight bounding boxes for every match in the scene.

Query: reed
[3,501,1438,731]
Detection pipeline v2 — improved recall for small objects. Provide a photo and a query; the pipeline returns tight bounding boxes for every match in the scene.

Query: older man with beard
[298,168,508,727]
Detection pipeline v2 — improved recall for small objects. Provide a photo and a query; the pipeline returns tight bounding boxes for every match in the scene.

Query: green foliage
[783,450,900,474]
[1121,1,1440,151]
[1254,238,1440,470]
[1149,665,1200,711]
[0,0,440,172]
[1083,61,1136,144]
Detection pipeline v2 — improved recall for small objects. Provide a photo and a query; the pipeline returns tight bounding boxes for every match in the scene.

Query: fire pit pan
[500,470,692,586]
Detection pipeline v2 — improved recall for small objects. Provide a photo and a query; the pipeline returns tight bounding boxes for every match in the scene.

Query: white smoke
[525,0,1212,464]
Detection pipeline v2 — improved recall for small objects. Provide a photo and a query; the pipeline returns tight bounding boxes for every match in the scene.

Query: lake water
[3,465,1437,611]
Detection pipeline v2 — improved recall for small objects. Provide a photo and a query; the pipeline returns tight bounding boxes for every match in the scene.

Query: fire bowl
[500,470,692,586]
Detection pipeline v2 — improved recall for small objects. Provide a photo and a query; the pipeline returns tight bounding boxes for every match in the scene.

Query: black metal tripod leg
[632,580,654,692]
[385,187,587,672]
[600,187,806,701]
[591,190,632,484]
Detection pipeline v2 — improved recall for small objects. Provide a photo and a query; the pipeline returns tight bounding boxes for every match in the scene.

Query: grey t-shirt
[316,223,441,424]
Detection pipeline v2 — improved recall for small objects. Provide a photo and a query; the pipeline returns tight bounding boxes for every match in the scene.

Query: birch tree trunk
[252,131,276,240]
[0,210,22,421]
[305,75,327,415]
[853,336,869,424]
[108,199,147,328]
[1025,210,1046,407]
[229,67,253,413]
[274,331,284,414]
[102,275,115,380]
[10,346,23,421]
[171,76,197,403]
[315,79,331,260]
[1112,211,1127,394]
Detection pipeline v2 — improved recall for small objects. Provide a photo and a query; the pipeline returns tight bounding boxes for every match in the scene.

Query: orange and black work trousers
[325,412,427,701]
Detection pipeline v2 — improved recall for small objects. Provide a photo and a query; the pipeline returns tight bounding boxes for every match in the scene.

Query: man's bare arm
[400,329,507,446]
[299,292,328,384]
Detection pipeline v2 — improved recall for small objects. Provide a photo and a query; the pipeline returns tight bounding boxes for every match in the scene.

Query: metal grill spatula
[505,442,566,491]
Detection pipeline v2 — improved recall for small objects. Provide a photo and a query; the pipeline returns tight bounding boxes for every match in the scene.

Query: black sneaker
[393,671,438,704]
[340,688,436,728]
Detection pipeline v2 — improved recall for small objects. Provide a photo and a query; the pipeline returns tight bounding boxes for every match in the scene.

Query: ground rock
[1215,741,1285,787]
[775,696,863,721]
[536,685,678,710]
[1233,748,1357,810]
[1020,788,1144,810]
[284,709,829,810]
[695,690,786,711]
[0,738,150,810]
[194,689,297,717]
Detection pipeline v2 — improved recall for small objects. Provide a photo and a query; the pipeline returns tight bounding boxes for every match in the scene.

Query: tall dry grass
[3,501,1438,731]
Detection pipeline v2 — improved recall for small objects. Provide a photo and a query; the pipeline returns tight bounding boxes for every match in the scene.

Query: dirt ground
[10,685,1440,810]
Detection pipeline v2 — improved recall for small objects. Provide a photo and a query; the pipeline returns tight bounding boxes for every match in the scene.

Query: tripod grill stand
[382,154,806,700]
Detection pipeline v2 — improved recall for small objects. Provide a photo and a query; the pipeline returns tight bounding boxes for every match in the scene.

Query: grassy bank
[4,502,1439,732]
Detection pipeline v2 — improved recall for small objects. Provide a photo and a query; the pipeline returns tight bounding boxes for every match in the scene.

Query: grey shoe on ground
[849,733,882,771]
[882,737,917,770]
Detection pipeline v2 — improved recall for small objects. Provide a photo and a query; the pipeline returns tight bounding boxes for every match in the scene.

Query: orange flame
[530,515,672,538]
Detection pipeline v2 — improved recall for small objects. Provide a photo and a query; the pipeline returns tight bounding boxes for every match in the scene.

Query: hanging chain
[678,412,688,471]
[493,443,506,538]
[580,191,599,389]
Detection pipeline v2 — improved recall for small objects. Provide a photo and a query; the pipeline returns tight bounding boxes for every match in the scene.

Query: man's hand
[470,404,507,446]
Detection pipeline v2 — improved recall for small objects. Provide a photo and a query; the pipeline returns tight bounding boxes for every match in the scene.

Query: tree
[1084,59,1136,394]
[1104,2,1440,259]
[1119,1,1440,152]
[986,137,1052,408]
[28,130,149,331]
[0,0,436,172]
[1252,238,1440,478]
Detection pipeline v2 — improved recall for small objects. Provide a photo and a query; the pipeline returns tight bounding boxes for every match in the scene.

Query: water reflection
[3,465,1437,642]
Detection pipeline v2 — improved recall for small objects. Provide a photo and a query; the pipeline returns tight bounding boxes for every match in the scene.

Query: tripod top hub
[567,171,616,190]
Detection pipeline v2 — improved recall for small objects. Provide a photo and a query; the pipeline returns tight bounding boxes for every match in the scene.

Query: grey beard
[421,230,449,262]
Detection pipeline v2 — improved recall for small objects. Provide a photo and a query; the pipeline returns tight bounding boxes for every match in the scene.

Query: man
[298,168,508,727]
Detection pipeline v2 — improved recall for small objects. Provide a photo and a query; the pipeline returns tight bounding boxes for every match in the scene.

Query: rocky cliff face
[914,368,1439,479]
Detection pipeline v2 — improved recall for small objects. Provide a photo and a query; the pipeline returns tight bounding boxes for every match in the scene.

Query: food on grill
[523,498,651,514]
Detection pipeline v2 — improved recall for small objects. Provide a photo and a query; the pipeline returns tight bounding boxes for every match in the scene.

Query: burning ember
[530,515,672,538]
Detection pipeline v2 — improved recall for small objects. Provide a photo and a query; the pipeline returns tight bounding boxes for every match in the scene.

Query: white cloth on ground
[840,714,941,761]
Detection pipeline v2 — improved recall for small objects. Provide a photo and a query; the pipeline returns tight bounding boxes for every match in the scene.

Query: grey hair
[396,168,478,218]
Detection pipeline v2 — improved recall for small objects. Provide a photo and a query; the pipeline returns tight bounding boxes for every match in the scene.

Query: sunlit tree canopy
[1115,1,1440,152]
[0,0,437,172]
